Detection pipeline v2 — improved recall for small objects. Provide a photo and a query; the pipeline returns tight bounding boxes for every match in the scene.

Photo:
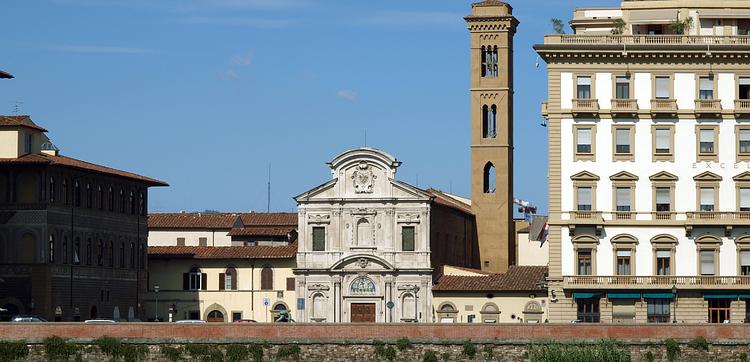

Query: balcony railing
[650,99,678,114]
[564,275,750,290]
[736,100,750,115]
[610,99,638,116]
[686,212,750,222]
[694,99,722,116]
[564,211,750,224]
[543,34,750,46]
[572,98,600,115]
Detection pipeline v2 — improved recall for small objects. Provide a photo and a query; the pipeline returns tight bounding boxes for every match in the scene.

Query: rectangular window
[700,187,715,212]
[616,250,631,276]
[576,128,592,154]
[615,76,630,99]
[740,129,750,154]
[740,77,750,100]
[699,76,714,100]
[402,226,415,251]
[708,299,731,323]
[286,277,295,291]
[577,298,600,323]
[232,312,242,322]
[655,128,671,154]
[741,251,750,276]
[615,187,631,212]
[656,250,671,276]
[199,237,208,247]
[312,227,326,251]
[576,187,592,211]
[189,272,202,291]
[24,133,32,154]
[615,128,630,154]
[577,249,592,275]
[740,19,750,36]
[577,76,592,99]
[741,188,750,212]
[700,250,716,276]
[655,76,670,99]
[699,129,715,154]
[655,187,671,212]
[647,299,671,323]
[176,238,185,247]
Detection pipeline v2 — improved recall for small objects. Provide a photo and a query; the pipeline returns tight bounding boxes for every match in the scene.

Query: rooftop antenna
[364,129,367,147]
[12,101,23,114]
[267,163,271,213]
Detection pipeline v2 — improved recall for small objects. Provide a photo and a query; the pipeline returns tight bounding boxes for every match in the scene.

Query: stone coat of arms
[352,161,375,193]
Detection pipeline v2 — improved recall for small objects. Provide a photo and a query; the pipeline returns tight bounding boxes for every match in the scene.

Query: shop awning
[643,293,674,299]
[607,293,641,299]
[572,292,601,299]
[703,294,738,299]
[628,9,678,24]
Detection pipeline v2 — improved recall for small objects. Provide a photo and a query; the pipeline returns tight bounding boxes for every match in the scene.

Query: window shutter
[656,250,671,258]
[261,267,272,290]
[287,277,295,291]
[231,271,237,290]
[615,129,629,146]
[201,273,207,290]
[655,129,669,150]
[700,129,713,143]
[742,251,750,267]
[183,273,189,291]
[219,273,225,290]
[577,129,592,145]
[741,188,750,209]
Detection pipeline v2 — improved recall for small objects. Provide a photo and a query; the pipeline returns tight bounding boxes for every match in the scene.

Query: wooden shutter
[201,273,207,290]
[231,271,237,290]
[182,273,189,291]
[261,267,272,290]
[286,277,295,291]
[219,273,225,290]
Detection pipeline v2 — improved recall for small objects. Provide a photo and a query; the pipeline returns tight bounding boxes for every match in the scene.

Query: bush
[225,345,248,362]
[249,344,264,362]
[664,339,681,362]
[0,340,28,362]
[741,351,748,362]
[688,336,709,351]
[373,342,395,361]
[276,344,301,361]
[645,350,654,362]
[423,350,438,362]
[483,345,494,360]
[92,336,148,362]
[43,336,79,361]
[441,351,450,361]
[160,345,183,362]
[462,340,477,359]
[382,346,396,361]
[183,344,223,362]
[396,337,412,351]
[527,339,629,362]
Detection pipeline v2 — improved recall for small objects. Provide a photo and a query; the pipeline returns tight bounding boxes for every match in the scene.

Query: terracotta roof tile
[433,266,547,292]
[227,226,294,237]
[426,188,474,215]
[0,115,47,132]
[239,212,297,226]
[149,213,240,229]
[148,242,297,260]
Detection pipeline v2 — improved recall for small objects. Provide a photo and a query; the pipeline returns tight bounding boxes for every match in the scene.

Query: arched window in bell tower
[481,46,487,77]
[482,105,497,139]
[483,163,496,194]
[482,45,498,78]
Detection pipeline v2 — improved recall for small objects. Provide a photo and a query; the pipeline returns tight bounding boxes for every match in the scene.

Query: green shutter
[312,227,325,251]
[402,227,415,251]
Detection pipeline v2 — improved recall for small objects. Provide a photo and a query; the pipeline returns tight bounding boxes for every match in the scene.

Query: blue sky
[2,0,619,214]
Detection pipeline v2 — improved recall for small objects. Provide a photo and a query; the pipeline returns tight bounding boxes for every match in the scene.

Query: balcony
[736,100,750,117]
[650,99,678,116]
[694,99,722,117]
[564,275,750,290]
[542,34,750,46]
[571,98,600,116]
[610,99,638,117]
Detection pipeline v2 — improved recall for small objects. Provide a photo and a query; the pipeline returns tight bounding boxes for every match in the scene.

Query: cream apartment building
[537,0,750,324]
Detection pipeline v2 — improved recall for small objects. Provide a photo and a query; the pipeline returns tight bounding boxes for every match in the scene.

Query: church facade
[293,148,434,323]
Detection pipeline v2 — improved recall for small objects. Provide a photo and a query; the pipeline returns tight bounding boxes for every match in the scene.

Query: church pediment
[330,254,394,271]
[294,179,338,202]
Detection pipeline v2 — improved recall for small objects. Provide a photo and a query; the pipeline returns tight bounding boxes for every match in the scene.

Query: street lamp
[154,285,159,322]
[672,284,677,323]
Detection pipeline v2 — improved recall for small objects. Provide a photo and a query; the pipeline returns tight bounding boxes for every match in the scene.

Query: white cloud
[337,89,357,102]
[44,45,160,54]
[221,69,240,81]
[175,17,294,29]
[361,11,463,27]
[231,53,254,66]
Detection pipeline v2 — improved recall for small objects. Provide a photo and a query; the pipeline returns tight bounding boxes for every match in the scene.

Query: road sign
[263,298,270,306]
[386,301,394,309]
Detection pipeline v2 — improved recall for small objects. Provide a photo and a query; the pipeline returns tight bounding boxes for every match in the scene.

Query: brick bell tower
[465,0,518,273]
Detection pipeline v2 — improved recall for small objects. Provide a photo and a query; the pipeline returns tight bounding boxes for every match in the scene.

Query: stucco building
[0,115,167,321]
[537,0,750,323]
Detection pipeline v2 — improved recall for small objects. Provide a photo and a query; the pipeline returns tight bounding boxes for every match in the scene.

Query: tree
[611,19,626,35]
[669,17,693,35]
[551,18,566,34]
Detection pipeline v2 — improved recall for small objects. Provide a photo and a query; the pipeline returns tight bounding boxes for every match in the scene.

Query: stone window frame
[696,124,720,162]
[694,172,722,213]
[734,172,750,212]
[571,171,600,212]
[437,302,459,323]
[611,234,637,276]
[695,74,719,100]
[480,302,500,324]
[650,171,678,218]
[735,125,750,162]
[651,234,678,276]
[611,73,633,100]
[573,234,599,276]
[610,171,638,216]
[651,124,675,162]
[652,74,675,101]
[734,74,750,100]
[612,124,636,162]
[573,73,596,101]
[400,225,417,252]
[735,236,750,276]
[573,124,597,161]
[696,235,722,276]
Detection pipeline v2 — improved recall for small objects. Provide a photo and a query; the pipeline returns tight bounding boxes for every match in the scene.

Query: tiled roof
[227,226,294,237]
[433,266,547,292]
[0,115,47,132]
[426,188,474,215]
[148,242,297,260]
[149,213,240,229]
[0,152,167,186]
[239,212,297,226]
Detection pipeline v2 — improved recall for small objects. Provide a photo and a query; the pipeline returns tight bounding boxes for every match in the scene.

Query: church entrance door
[350,303,376,322]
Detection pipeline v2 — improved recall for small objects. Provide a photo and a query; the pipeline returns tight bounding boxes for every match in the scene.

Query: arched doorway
[206,310,225,323]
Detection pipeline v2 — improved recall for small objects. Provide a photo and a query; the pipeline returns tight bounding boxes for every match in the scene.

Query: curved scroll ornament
[352,162,376,194]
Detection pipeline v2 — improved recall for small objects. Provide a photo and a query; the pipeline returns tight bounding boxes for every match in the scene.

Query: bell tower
[465,0,518,273]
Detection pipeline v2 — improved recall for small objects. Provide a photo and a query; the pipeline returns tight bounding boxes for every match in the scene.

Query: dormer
[0,115,50,158]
